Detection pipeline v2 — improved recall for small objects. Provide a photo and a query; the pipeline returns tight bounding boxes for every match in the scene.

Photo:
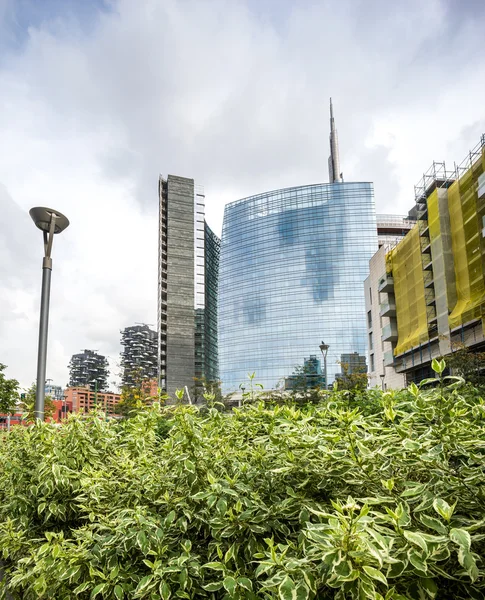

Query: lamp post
[30,207,69,421]
[380,373,385,391]
[319,341,329,390]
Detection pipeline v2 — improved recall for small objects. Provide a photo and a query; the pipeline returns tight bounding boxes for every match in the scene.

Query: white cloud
[1,0,484,387]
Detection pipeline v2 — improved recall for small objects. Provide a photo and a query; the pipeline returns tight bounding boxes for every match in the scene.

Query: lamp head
[319,341,329,354]
[29,207,69,234]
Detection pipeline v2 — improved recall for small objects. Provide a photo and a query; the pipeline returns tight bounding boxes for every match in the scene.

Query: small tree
[0,363,19,414]
[335,361,369,394]
[442,342,485,388]
[117,367,162,418]
[20,383,56,422]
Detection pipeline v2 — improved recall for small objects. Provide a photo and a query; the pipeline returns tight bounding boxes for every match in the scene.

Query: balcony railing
[378,274,394,293]
[383,350,395,367]
[382,323,398,342]
[380,301,396,317]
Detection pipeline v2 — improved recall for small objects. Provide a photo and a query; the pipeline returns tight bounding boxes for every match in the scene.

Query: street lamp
[319,341,329,390]
[380,373,385,391]
[30,207,69,421]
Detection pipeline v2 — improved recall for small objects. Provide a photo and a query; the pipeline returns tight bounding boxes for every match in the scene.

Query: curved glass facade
[219,182,378,391]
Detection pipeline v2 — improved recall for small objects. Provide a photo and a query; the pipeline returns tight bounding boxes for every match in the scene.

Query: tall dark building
[68,349,109,391]
[157,175,220,397]
[120,324,157,387]
[196,223,220,384]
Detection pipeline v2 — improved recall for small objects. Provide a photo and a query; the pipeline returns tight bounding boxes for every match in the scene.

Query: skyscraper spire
[328,98,343,183]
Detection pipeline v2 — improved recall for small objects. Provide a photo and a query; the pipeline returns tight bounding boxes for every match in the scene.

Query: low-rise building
[64,386,121,416]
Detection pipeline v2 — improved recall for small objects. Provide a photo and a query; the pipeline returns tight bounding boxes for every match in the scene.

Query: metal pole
[324,354,328,390]
[35,257,52,420]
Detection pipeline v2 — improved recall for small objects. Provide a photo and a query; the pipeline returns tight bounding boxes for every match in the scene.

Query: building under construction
[68,349,109,391]
[366,134,485,386]
[120,324,158,387]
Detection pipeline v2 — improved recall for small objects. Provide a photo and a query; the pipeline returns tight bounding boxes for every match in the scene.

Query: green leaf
[460,550,479,582]
[362,566,387,586]
[184,459,195,474]
[204,561,225,571]
[279,575,297,600]
[408,550,428,575]
[419,514,448,535]
[419,578,438,598]
[135,575,153,593]
[137,530,148,553]
[402,439,421,451]
[114,584,124,600]
[387,559,406,579]
[91,584,107,599]
[223,576,237,595]
[433,498,455,522]
[237,577,253,591]
[401,483,427,498]
[450,528,471,553]
[431,358,445,374]
[165,510,176,525]
[202,581,223,591]
[159,581,171,599]
[255,562,274,577]
[403,530,428,553]
[74,582,92,595]
[295,582,310,600]
[216,497,228,515]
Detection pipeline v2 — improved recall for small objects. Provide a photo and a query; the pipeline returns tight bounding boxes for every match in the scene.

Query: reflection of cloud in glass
[219,182,377,392]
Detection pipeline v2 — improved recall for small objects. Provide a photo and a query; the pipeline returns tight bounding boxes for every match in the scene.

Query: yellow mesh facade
[390,225,429,355]
[448,148,485,329]
[427,190,440,241]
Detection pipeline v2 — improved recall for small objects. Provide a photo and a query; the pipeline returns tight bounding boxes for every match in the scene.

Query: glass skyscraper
[219,182,378,391]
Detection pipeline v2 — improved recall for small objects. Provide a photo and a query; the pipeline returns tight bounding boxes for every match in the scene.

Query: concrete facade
[364,246,406,390]
[158,175,196,398]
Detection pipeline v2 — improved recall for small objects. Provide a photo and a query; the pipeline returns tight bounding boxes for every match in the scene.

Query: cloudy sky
[1,0,484,389]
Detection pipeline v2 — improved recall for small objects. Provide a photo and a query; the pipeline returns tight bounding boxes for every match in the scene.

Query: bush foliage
[1,361,485,599]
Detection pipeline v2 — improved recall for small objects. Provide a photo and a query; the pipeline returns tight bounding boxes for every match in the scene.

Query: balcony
[382,322,398,342]
[425,289,435,305]
[383,350,395,367]
[420,236,431,253]
[423,272,434,288]
[380,301,396,317]
[422,253,433,270]
[378,274,394,293]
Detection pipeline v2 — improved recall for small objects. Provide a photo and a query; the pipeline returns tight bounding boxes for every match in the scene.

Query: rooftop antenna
[328,98,343,184]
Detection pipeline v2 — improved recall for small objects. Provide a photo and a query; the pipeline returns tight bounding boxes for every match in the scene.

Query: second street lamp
[319,341,329,390]
[30,207,69,421]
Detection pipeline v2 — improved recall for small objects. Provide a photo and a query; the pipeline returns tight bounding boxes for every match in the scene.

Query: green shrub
[0,361,484,599]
